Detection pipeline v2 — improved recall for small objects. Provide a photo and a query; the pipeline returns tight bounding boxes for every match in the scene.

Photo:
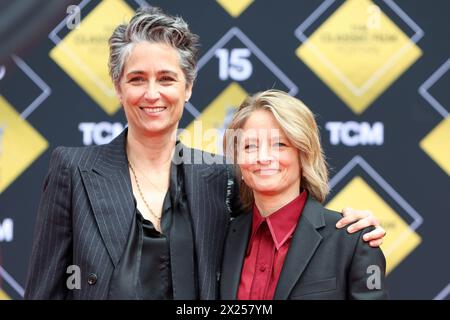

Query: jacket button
[87,273,97,285]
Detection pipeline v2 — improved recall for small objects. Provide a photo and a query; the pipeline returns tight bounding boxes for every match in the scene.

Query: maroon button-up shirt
[237,191,308,300]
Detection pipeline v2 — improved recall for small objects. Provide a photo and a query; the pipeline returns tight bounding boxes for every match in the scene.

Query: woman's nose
[257,144,273,164]
[144,82,160,101]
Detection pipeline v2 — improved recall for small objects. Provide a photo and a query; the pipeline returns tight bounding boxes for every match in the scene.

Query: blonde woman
[222,90,388,300]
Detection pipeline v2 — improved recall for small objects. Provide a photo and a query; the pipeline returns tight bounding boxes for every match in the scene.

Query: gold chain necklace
[128,162,161,225]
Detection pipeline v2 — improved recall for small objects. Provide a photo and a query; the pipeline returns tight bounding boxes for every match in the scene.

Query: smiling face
[117,41,192,137]
[237,109,301,199]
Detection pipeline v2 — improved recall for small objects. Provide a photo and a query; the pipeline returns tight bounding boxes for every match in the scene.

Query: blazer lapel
[220,213,252,299]
[273,195,325,300]
[79,130,135,267]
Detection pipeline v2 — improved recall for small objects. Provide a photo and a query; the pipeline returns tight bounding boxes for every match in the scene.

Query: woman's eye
[129,77,145,83]
[160,76,175,83]
[274,142,287,147]
[244,144,257,150]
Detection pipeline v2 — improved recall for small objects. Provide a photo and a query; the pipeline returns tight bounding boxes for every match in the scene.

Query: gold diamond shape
[0,289,10,300]
[420,116,450,175]
[326,176,421,274]
[50,0,134,115]
[179,82,247,154]
[0,96,48,194]
[296,0,422,114]
[217,0,254,18]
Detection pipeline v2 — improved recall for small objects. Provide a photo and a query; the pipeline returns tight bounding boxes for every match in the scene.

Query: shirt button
[87,273,97,285]
[259,265,266,272]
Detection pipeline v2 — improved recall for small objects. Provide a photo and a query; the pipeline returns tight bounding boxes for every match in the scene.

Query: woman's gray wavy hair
[108,6,199,87]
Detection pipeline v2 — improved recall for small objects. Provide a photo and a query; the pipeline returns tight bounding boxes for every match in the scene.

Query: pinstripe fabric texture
[24,129,234,300]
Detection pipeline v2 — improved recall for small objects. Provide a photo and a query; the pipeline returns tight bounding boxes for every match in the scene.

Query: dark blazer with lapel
[25,129,236,299]
[220,195,388,300]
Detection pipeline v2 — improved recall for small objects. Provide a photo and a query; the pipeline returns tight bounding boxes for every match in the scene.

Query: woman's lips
[140,106,167,115]
[254,169,280,176]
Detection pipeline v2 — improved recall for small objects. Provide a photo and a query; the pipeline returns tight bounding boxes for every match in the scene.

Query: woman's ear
[115,83,122,102]
[185,82,193,102]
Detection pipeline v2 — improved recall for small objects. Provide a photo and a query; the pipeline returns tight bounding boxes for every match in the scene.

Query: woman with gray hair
[25,7,386,300]
[221,90,388,299]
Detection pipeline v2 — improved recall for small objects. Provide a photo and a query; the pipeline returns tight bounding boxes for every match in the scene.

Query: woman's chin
[140,122,174,135]
[252,183,281,195]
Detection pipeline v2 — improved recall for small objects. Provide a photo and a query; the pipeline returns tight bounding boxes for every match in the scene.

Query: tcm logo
[79,122,125,146]
[326,121,384,146]
[0,218,13,242]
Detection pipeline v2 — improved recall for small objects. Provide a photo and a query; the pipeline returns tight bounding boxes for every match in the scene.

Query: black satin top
[108,161,198,299]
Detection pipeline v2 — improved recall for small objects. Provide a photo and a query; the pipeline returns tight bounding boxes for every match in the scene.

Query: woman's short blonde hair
[224,89,329,212]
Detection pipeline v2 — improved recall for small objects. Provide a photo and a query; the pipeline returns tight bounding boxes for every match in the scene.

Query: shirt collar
[249,190,308,251]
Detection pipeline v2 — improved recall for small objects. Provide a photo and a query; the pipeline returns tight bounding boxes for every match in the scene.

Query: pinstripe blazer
[24,129,237,300]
